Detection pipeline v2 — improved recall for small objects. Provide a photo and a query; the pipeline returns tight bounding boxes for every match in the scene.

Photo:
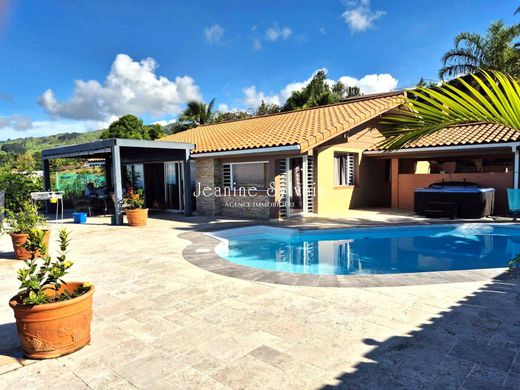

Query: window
[334,153,356,186]
[223,162,269,189]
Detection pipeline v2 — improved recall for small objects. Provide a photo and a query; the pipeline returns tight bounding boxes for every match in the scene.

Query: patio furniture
[72,195,92,217]
[507,188,520,221]
[31,191,64,223]
[414,181,495,219]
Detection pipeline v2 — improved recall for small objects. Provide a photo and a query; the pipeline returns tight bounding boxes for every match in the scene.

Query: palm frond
[379,70,520,150]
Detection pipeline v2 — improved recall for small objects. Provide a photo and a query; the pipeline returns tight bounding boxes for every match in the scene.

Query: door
[164,162,184,211]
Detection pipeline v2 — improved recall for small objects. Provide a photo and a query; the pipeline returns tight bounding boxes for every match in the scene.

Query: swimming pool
[212,224,519,275]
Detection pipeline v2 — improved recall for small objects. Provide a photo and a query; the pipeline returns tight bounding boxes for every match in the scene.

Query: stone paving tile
[449,340,516,370]
[462,364,508,389]
[0,215,519,389]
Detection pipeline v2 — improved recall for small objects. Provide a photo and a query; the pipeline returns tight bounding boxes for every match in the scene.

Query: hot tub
[414,181,495,218]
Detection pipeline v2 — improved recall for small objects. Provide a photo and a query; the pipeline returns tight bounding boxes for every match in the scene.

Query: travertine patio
[0,214,519,389]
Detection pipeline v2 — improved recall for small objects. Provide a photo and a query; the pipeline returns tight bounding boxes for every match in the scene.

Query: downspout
[513,144,520,190]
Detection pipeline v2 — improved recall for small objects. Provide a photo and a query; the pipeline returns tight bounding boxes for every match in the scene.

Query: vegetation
[282,70,360,111]
[439,20,520,79]
[99,114,164,140]
[509,253,520,278]
[0,173,44,211]
[16,228,91,305]
[124,189,145,209]
[214,110,252,123]
[381,70,520,150]
[2,201,47,234]
[179,99,217,128]
[255,100,281,116]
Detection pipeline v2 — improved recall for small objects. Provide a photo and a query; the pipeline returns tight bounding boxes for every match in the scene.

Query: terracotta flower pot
[9,282,94,359]
[10,230,51,260]
[125,208,148,226]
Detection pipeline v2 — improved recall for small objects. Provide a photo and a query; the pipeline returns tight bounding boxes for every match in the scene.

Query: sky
[0,0,518,140]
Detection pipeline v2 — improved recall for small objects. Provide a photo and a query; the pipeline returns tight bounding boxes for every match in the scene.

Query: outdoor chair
[507,188,520,221]
[72,195,92,217]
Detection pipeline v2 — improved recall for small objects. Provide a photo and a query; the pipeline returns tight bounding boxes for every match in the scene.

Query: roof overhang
[42,138,194,160]
[364,141,520,158]
[190,144,301,158]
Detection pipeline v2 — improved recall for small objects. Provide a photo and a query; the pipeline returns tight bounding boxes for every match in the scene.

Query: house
[162,92,520,219]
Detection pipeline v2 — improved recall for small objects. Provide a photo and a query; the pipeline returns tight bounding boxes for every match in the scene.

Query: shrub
[0,172,43,210]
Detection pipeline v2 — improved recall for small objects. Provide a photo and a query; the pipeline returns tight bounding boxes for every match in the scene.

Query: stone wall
[217,193,271,220]
[195,158,222,216]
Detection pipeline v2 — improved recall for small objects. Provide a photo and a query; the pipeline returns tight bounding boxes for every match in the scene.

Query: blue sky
[0,0,518,140]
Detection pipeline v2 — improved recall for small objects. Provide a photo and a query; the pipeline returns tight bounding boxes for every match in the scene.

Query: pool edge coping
[179,225,510,288]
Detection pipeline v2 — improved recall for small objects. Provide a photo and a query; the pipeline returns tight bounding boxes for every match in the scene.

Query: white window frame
[222,161,269,189]
[334,153,356,186]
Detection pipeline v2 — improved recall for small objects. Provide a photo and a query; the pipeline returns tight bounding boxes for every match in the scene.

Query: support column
[514,149,519,190]
[112,145,123,225]
[42,158,51,214]
[391,158,399,209]
[183,158,192,216]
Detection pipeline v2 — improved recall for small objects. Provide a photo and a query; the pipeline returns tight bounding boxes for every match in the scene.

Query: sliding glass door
[164,162,184,211]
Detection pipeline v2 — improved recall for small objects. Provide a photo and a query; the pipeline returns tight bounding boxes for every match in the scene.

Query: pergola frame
[42,138,194,224]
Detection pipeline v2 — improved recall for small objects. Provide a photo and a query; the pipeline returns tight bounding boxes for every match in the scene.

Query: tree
[439,20,520,79]
[179,99,216,128]
[282,70,361,111]
[214,111,251,123]
[255,100,281,116]
[146,123,164,140]
[100,115,149,140]
[380,70,520,150]
[15,152,35,172]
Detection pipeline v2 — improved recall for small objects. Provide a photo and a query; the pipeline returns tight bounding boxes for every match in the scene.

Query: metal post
[183,158,192,216]
[112,145,124,225]
[514,149,519,190]
[42,158,51,215]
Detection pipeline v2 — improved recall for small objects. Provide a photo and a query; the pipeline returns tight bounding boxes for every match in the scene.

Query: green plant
[0,172,43,210]
[16,228,90,305]
[3,201,47,234]
[509,254,520,278]
[124,189,145,209]
[179,99,217,128]
[380,70,520,150]
[440,20,520,79]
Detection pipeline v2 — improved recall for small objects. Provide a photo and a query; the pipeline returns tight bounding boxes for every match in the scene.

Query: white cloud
[242,70,398,108]
[339,73,398,94]
[253,39,262,50]
[243,86,281,108]
[217,103,230,112]
[38,53,202,121]
[204,24,224,44]
[0,115,33,131]
[342,0,386,33]
[152,118,177,126]
[265,24,292,41]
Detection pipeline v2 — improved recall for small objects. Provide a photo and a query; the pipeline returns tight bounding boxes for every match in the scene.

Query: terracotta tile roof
[161,92,403,154]
[370,122,520,151]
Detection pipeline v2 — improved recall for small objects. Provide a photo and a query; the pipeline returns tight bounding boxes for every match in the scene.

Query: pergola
[42,138,194,224]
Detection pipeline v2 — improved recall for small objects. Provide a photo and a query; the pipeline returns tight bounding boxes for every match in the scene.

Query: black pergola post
[183,157,192,216]
[42,158,51,214]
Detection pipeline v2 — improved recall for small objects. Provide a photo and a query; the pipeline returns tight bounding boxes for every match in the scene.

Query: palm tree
[179,98,216,127]
[380,70,520,150]
[439,20,520,79]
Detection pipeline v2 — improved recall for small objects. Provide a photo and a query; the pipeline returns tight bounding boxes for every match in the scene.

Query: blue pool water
[214,224,520,275]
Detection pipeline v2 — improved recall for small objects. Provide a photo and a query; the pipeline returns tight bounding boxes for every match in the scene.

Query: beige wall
[395,172,513,214]
[314,122,391,217]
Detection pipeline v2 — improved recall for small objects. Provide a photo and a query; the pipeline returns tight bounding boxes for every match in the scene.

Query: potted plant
[9,228,94,359]
[3,201,49,260]
[124,189,148,226]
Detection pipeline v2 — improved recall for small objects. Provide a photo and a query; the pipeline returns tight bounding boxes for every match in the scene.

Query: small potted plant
[124,189,148,226]
[9,228,94,359]
[3,201,49,260]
